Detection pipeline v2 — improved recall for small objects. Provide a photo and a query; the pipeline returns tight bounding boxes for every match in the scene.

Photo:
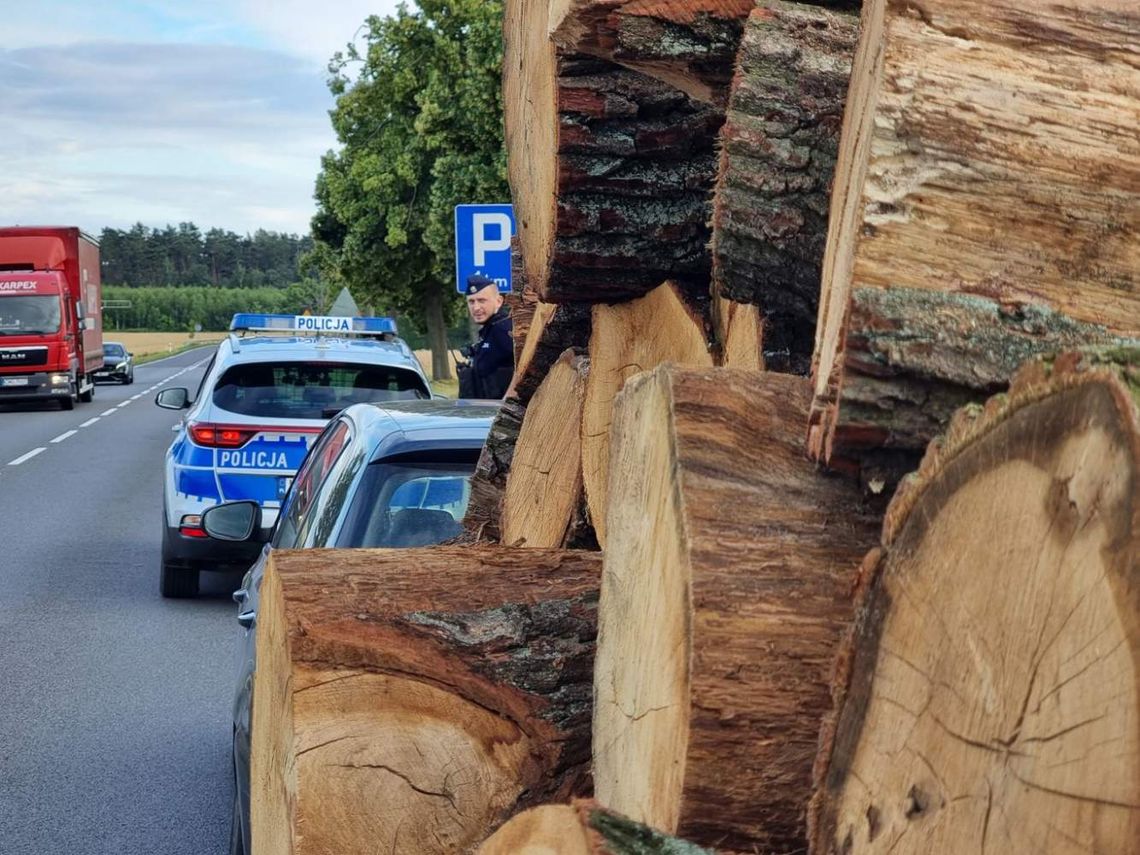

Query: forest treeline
[99,223,313,288]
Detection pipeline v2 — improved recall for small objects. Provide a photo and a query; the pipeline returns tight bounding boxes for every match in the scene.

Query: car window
[303,443,370,548]
[212,361,427,419]
[192,353,217,404]
[274,419,353,548]
[334,460,476,549]
[103,344,126,357]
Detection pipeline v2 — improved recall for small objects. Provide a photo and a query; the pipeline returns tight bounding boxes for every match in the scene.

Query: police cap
[465,274,495,296]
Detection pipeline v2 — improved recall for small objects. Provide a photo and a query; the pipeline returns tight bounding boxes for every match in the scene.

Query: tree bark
[548,0,756,105]
[504,0,724,303]
[478,800,716,854]
[252,546,601,855]
[593,366,881,852]
[710,2,859,375]
[511,302,594,405]
[463,397,526,542]
[581,282,713,547]
[502,349,590,548]
[810,287,1137,486]
[424,280,453,382]
[809,348,1140,854]
[810,0,1140,478]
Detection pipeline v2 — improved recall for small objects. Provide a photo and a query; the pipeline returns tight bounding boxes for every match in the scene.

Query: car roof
[341,399,499,462]
[218,333,422,368]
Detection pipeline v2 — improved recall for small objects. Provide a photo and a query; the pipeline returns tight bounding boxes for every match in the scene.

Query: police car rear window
[212,361,428,418]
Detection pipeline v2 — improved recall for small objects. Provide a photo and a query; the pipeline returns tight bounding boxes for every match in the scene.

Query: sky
[1,0,403,237]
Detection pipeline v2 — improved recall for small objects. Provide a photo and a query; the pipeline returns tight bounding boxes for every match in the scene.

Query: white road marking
[100,408,117,416]
[9,448,45,466]
[50,430,77,444]
[117,400,131,408]
[130,394,143,400]
[79,418,99,427]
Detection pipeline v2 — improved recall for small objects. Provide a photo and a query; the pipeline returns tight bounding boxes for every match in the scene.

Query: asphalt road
[0,347,241,854]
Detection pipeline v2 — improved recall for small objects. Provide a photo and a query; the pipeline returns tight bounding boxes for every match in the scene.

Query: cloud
[0,41,336,234]
[238,0,405,66]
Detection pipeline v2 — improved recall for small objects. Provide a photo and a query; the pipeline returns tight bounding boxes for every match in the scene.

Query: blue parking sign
[455,204,515,294]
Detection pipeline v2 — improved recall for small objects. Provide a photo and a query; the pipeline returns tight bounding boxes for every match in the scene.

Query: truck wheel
[160,561,200,598]
[78,378,94,403]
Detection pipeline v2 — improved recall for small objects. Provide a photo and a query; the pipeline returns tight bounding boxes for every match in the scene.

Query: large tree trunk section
[581,282,713,547]
[810,0,1140,476]
[251,546,601,855]
[502,349,590,548]
[478,800,715,854]
[810,349,1140,854]
[809,288,1138,486]
[593,367,881,852]
[710,2,859,375]
[504,0,723,303]
[548,0,755,105]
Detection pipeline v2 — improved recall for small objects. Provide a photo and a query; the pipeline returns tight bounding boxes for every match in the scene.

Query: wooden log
[251,546,601,855]
[478,800,716,854]
[710,2,860,375]
[581,282,712,547]
[809,348,1140,854]
[593,366,881,852]
[504,0,724,303]
[548,0,756,105]
[466,303,592,542]
[502,349,590,548]
[810,0,1140,477]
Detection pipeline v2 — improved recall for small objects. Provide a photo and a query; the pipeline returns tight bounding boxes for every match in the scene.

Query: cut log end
[811,353,1140,854]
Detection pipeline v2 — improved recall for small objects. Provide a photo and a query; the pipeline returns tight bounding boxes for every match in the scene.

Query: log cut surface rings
[812,361,1140,853]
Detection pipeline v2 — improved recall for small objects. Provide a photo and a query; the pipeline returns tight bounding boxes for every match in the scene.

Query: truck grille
[0,346,48,367]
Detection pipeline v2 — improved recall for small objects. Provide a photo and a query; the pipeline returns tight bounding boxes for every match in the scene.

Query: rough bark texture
[548,0,756,105]
[810,349,1140,854]
[581,282,713,547]
[463,398,526,543]
[511,302,594,405]
[811,0,1140,476]
[504,0,725,305]
[478,800,716,854]
[502,349,590,548]
[710,2,859,375]
[811,287,1139,485]
[252,546,601,855]
[594,367,881,852]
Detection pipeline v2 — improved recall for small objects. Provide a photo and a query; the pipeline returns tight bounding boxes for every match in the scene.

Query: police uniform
[459,277,514,399]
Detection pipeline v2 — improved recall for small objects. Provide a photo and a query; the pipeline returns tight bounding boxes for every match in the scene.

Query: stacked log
[810,349,1140,853]
[808,0,1140,486]
[479,800,717,854]
[710,2,860,374]
[594,366,880,852]
[251,546,601,854]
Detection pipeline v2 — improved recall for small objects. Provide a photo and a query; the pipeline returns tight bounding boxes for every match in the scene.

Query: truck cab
[0,227,103,409]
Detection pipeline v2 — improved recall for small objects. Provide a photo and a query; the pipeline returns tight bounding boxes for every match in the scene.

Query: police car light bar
[229,313,398,336]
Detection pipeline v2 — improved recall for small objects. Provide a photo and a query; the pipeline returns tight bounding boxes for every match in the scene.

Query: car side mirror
[155,387,190,409]
[202,501,264,542]
[128,352,134,357]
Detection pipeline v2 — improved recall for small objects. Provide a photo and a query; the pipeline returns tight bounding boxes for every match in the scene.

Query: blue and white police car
[153,313,432,597]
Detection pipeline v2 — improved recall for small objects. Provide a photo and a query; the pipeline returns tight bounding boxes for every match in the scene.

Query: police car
[153,313,432,597]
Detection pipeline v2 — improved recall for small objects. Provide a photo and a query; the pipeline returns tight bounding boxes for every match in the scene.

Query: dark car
[200,398,498,855]
[95,341,134,384]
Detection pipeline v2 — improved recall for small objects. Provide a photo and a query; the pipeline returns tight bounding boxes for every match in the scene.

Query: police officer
[458,274,513,399]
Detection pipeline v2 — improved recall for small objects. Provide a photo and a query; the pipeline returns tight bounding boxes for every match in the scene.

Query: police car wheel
[160,561,199,598]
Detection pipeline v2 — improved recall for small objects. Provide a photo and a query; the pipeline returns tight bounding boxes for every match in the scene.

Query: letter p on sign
[472,213,512,265]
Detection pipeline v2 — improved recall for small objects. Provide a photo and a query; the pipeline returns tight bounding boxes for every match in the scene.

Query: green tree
[311,0,509,380]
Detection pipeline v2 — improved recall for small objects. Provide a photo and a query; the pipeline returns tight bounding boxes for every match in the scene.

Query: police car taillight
[188,422,257,448]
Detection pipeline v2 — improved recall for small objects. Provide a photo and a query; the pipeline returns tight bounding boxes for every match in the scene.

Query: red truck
[0,227,103,409]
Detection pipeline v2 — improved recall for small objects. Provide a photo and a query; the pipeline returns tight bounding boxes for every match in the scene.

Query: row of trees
[102,284,327,332]
[99,224,313,289]
[310,0,509,379]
